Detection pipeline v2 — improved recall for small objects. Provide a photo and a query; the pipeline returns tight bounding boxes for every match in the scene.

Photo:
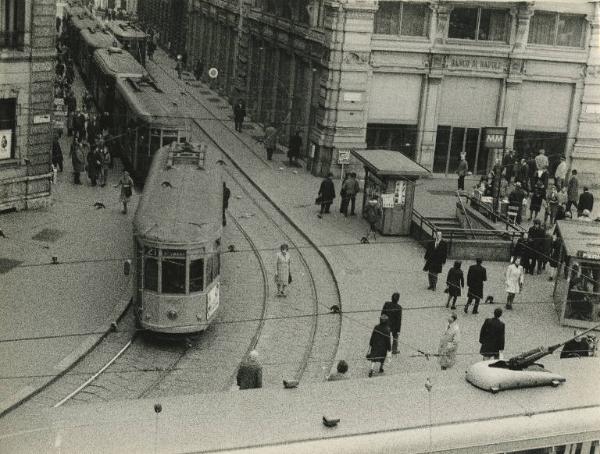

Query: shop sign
[576,250,600,261]
[394,180,406,206]
[337,149,351,164]
[447,56,507,73]
[33,114,51,124]
[381,193,394,208]
[162,249,186,258]
[0,130,12,160]
[482,127,507,149]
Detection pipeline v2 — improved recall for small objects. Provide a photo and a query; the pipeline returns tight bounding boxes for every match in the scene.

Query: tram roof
[4,358,599,453]
[115,77,194,128]
[133,142,222,245]
[557,220,600,259]
[105,20,146,40]
[93,48,147,79]
[70,16,97,33]
[80,27,114,49]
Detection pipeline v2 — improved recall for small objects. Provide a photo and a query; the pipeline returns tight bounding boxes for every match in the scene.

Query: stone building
[137,0,188,58]
[0,0,56,211]
[181,0,599,184]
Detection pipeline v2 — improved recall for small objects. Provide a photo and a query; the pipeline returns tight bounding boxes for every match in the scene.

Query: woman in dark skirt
[367,314,391,377]
[445,261,464,310]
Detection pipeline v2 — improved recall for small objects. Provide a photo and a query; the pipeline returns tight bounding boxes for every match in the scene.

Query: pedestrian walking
[529,181,545,221]
[381,292,402,355]
[263,123,278,161]
[236,350,262,390]
[423,231,448,291]
[566,169,579,214]
[348,172,360,216]
[502,149,515,183]
[438,313,460,370]
[86,146,101,186]
[465,258,487,314]
[528,219,545,274]
[175,55,183,79]
[505,257,524,310]
[546,185,559,225]
[51,136,63,172]
[316,172,335,217]
[70,138,84,185]
[339,173,351,216]
[327,360,349,381]
[554,156,567,190]
[193,59,204,81]
[456,153,468,191]
[479,308,505,359]
[274,243,291,297]
[508,182,526,224]
[115,170,134,214]
[577,187,594,218]
[363,197,382,242]
[548,232,561,281]
[288,130,302,166]
[233,99,246,133]
[367,314,391,377]
[515,159,529,189]
[99,143,111,187]
[222,182,231,227]
[445,261,464,310]
[557,186,568,221]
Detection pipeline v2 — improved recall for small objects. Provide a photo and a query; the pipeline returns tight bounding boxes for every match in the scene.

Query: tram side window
[144,257,158,291]
[162,258,186,294]
[189,259,204,292]
[162,130,178,147]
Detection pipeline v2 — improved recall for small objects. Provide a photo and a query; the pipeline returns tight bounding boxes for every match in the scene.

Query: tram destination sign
[482,127,507,149]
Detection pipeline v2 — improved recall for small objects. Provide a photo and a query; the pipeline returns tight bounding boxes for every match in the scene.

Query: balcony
[0,31,25,50]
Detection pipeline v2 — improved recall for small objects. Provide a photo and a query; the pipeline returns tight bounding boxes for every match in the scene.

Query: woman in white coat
[438,313,460,370]
[275,243,291,297]
[505,256,525,310]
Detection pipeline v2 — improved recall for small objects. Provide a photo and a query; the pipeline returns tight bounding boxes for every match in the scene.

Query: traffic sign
[208,67,219,79]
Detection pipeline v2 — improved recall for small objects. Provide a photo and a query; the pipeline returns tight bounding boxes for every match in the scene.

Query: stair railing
[456,191,476,239]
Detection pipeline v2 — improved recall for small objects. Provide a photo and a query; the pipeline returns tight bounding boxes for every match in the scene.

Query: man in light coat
[438,313,460,370]
[505,257,525,310]
[554,156,567,190]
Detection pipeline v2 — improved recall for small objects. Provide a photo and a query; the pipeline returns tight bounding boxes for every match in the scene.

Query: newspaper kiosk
[352,149,430,236]
[553,220,600,329]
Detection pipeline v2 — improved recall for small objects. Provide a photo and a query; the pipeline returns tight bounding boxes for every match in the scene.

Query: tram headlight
[167,310,178,320]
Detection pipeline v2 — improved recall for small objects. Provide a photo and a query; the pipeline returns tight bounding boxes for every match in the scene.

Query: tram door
[434,126,489,175]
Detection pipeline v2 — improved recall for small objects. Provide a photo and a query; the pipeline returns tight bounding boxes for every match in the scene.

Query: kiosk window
[190,258,204,292]
[161,258,186,294]
[144,257,158,291]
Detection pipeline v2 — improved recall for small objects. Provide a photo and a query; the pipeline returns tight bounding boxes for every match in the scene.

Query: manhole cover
[207,97,221,103]
[428,190,457,196]
[0,258,22,274]
[32,228,64,242]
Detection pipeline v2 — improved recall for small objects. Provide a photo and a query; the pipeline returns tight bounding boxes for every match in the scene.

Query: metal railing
[463,192,525,233]
[456,191,475,239]
[0,31,25,50]
[412,209,438,242]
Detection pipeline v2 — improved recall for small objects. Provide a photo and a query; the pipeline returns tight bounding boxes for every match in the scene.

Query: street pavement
[0,72,134,414]
[147,49,580,380]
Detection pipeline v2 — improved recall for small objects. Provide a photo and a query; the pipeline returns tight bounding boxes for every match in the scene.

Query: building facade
[178,1,600,184]
[0,0,55,211]
[137,0,188,57]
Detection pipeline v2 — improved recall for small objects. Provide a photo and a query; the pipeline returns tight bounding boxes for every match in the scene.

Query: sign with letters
[482,127,507,149]
[337,149,351,165]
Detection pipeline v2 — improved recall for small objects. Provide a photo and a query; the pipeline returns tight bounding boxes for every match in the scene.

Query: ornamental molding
[343,51,369,65]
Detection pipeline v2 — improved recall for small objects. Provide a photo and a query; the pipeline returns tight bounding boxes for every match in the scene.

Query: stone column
[312,0,376,177]
[418,74,442,171]
[571,2,600,186]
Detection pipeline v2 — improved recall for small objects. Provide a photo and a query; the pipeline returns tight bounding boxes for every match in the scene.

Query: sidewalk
[148,50,577,380]
[0,71,134,414]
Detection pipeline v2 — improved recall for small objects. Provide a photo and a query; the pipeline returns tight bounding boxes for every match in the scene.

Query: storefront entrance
[513,130,566,176]
[366,123,417,160]
[433,126,490,175]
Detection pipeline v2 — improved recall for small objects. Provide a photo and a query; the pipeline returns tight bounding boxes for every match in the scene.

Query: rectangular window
[449,7,509,42]
[144,257,158,291]
[161,257,186,294]
[366,124,417,160]
[0,98,16,160]
[189,258,204,292]
[0,0,25,49]
[374,2,428,37]
[529,12,585,48]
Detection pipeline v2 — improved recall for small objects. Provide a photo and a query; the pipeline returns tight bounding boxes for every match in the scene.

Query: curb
[0,278,132,418]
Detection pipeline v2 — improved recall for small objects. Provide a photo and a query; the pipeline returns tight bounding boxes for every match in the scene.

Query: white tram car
[132,141,222,334]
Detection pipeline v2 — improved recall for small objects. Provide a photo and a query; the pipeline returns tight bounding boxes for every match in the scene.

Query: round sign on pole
[208,67,219,79]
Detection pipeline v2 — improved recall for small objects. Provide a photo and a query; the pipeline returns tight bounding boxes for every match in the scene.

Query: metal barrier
[462,192,525,233]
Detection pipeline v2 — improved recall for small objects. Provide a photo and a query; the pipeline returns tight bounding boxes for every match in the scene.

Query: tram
[104,20,147,66]
[66,14,97,64]
[90,47,147,115]
[78,27,115,81]
[112,76,191,181]
[132,141,223,334]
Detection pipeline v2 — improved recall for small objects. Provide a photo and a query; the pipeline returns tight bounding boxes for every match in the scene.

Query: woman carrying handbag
[275,243,291,297]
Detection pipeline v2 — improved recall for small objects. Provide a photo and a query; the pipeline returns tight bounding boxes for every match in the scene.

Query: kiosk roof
[352,149,430,177]
[557,220,600,259]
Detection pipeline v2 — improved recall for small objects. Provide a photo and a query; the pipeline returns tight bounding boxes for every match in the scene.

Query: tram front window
[190,259,204,292]
[144,257,158,291]
[162,258,186,294]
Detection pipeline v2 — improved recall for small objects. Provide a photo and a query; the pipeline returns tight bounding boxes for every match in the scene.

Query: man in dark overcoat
[288,130,302,166]
[236,350,262,390]
[367,314,391,377]
[381,292,402,354]
[423,231,448,291]
[233,100,246,132]
[479,308,505,359]
[465,258,487,314]
[317,172,335,217]
[222,182,231,227]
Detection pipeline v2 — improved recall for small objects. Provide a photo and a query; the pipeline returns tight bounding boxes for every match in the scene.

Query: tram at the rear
[132,141,223,334]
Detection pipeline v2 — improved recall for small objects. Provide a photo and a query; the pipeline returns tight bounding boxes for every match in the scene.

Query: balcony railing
[0,31,25,50]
